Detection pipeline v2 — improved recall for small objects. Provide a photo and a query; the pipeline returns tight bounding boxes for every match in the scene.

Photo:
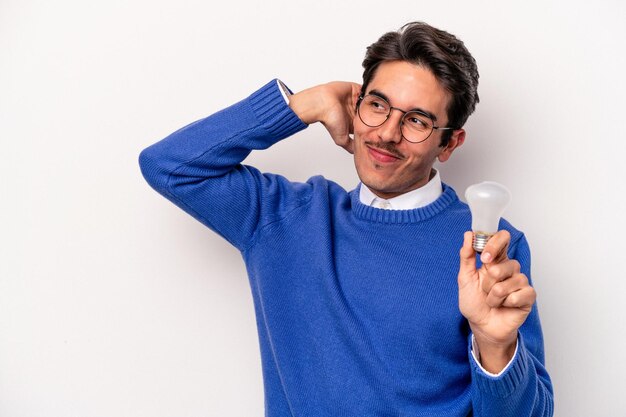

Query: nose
[376,109,403,144]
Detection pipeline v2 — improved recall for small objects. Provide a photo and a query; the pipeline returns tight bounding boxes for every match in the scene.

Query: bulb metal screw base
[472,232,493,253]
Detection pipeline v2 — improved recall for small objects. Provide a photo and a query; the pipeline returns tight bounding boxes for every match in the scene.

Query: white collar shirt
[358,169,443,210]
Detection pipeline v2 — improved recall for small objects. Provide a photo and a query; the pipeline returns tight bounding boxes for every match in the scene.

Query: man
[139,22,553,416]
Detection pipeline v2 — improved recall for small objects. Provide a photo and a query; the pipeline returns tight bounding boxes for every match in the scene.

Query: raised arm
[139,80,308,250]
[139,79,361,250]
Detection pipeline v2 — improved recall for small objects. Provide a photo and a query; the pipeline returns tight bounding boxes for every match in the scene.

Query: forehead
[367,60,450,120]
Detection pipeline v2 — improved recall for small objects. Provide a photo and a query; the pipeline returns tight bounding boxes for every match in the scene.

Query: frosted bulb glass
[465,181,512,252]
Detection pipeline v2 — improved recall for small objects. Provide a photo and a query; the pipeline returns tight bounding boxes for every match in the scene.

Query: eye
[407,116,425,126]
[404,112,431,131]
[365,96,389,113]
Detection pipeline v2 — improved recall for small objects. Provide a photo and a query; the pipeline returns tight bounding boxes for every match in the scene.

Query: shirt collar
[358,169,443,210]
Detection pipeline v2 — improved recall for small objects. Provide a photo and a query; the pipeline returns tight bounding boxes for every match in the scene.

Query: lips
[367,145,403,163]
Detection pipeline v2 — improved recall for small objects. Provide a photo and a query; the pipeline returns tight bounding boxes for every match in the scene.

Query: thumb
[459,231,477,277]
[344,135,355,153]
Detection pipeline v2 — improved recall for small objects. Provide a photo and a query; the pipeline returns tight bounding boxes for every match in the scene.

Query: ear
[437,129,465,163]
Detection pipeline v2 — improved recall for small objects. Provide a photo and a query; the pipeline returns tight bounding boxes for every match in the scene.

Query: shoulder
[305,175,351,201]
[250,172,349,212]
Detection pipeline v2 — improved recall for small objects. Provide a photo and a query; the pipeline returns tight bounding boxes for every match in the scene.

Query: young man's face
[353,60,465,199]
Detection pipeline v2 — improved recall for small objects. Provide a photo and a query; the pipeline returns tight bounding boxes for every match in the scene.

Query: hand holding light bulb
[457,181,536,374]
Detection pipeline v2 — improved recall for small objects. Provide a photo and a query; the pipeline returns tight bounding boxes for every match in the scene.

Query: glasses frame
[357,94,456,144]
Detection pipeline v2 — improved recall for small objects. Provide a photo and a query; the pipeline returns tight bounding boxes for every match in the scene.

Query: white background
[2,0,625,416]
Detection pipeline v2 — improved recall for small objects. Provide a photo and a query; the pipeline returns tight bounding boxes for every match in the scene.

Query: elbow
[138,146,170,193]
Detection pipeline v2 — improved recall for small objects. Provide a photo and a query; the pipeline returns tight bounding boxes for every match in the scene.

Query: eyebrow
[368,89,438,122]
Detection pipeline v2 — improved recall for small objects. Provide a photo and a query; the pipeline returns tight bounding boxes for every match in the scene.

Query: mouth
[365,143,405,163]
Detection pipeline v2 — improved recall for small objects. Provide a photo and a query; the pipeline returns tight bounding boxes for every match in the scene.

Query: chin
[360,176,404,198]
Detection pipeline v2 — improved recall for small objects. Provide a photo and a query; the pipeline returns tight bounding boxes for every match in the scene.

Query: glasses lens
[359,95,390,127]
[401,112,434,143]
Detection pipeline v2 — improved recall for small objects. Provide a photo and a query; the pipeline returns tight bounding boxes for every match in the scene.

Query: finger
[336,136,354,154]
[344,136,354,153]
[458,231,477,279]
[502,285,536,309]
[485,273,528,308]
[335,139,353,154]
[481,259,521,294]
[480,230,511,264]
[324,123,355,154]
[485,258,521,282]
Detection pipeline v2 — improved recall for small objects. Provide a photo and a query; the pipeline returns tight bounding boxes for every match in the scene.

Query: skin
[352,61,465,199]
[288,61,536,373]
[459,230,536,373]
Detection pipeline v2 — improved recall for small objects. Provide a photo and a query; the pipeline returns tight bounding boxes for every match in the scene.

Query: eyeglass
[357,94,455,143]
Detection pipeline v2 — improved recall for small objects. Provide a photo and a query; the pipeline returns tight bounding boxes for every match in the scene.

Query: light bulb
[465,181,512,253]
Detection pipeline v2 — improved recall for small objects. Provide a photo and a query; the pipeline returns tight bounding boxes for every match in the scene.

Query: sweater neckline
[351,183,459,224]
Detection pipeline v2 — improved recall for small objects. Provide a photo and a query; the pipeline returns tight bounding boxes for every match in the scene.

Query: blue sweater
[139,80,553,416]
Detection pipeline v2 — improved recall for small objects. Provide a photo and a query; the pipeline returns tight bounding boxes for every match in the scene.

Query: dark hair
[361,22,479,146]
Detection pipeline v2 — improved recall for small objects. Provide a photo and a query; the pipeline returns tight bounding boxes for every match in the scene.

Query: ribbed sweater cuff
[470,333,530,398]
[248,79,307,139]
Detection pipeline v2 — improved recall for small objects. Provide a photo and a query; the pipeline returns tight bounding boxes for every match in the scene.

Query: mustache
[364,141,406,160]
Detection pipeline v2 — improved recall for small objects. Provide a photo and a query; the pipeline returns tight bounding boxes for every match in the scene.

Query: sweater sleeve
[469,234,554,416]
[138,80,309,250]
